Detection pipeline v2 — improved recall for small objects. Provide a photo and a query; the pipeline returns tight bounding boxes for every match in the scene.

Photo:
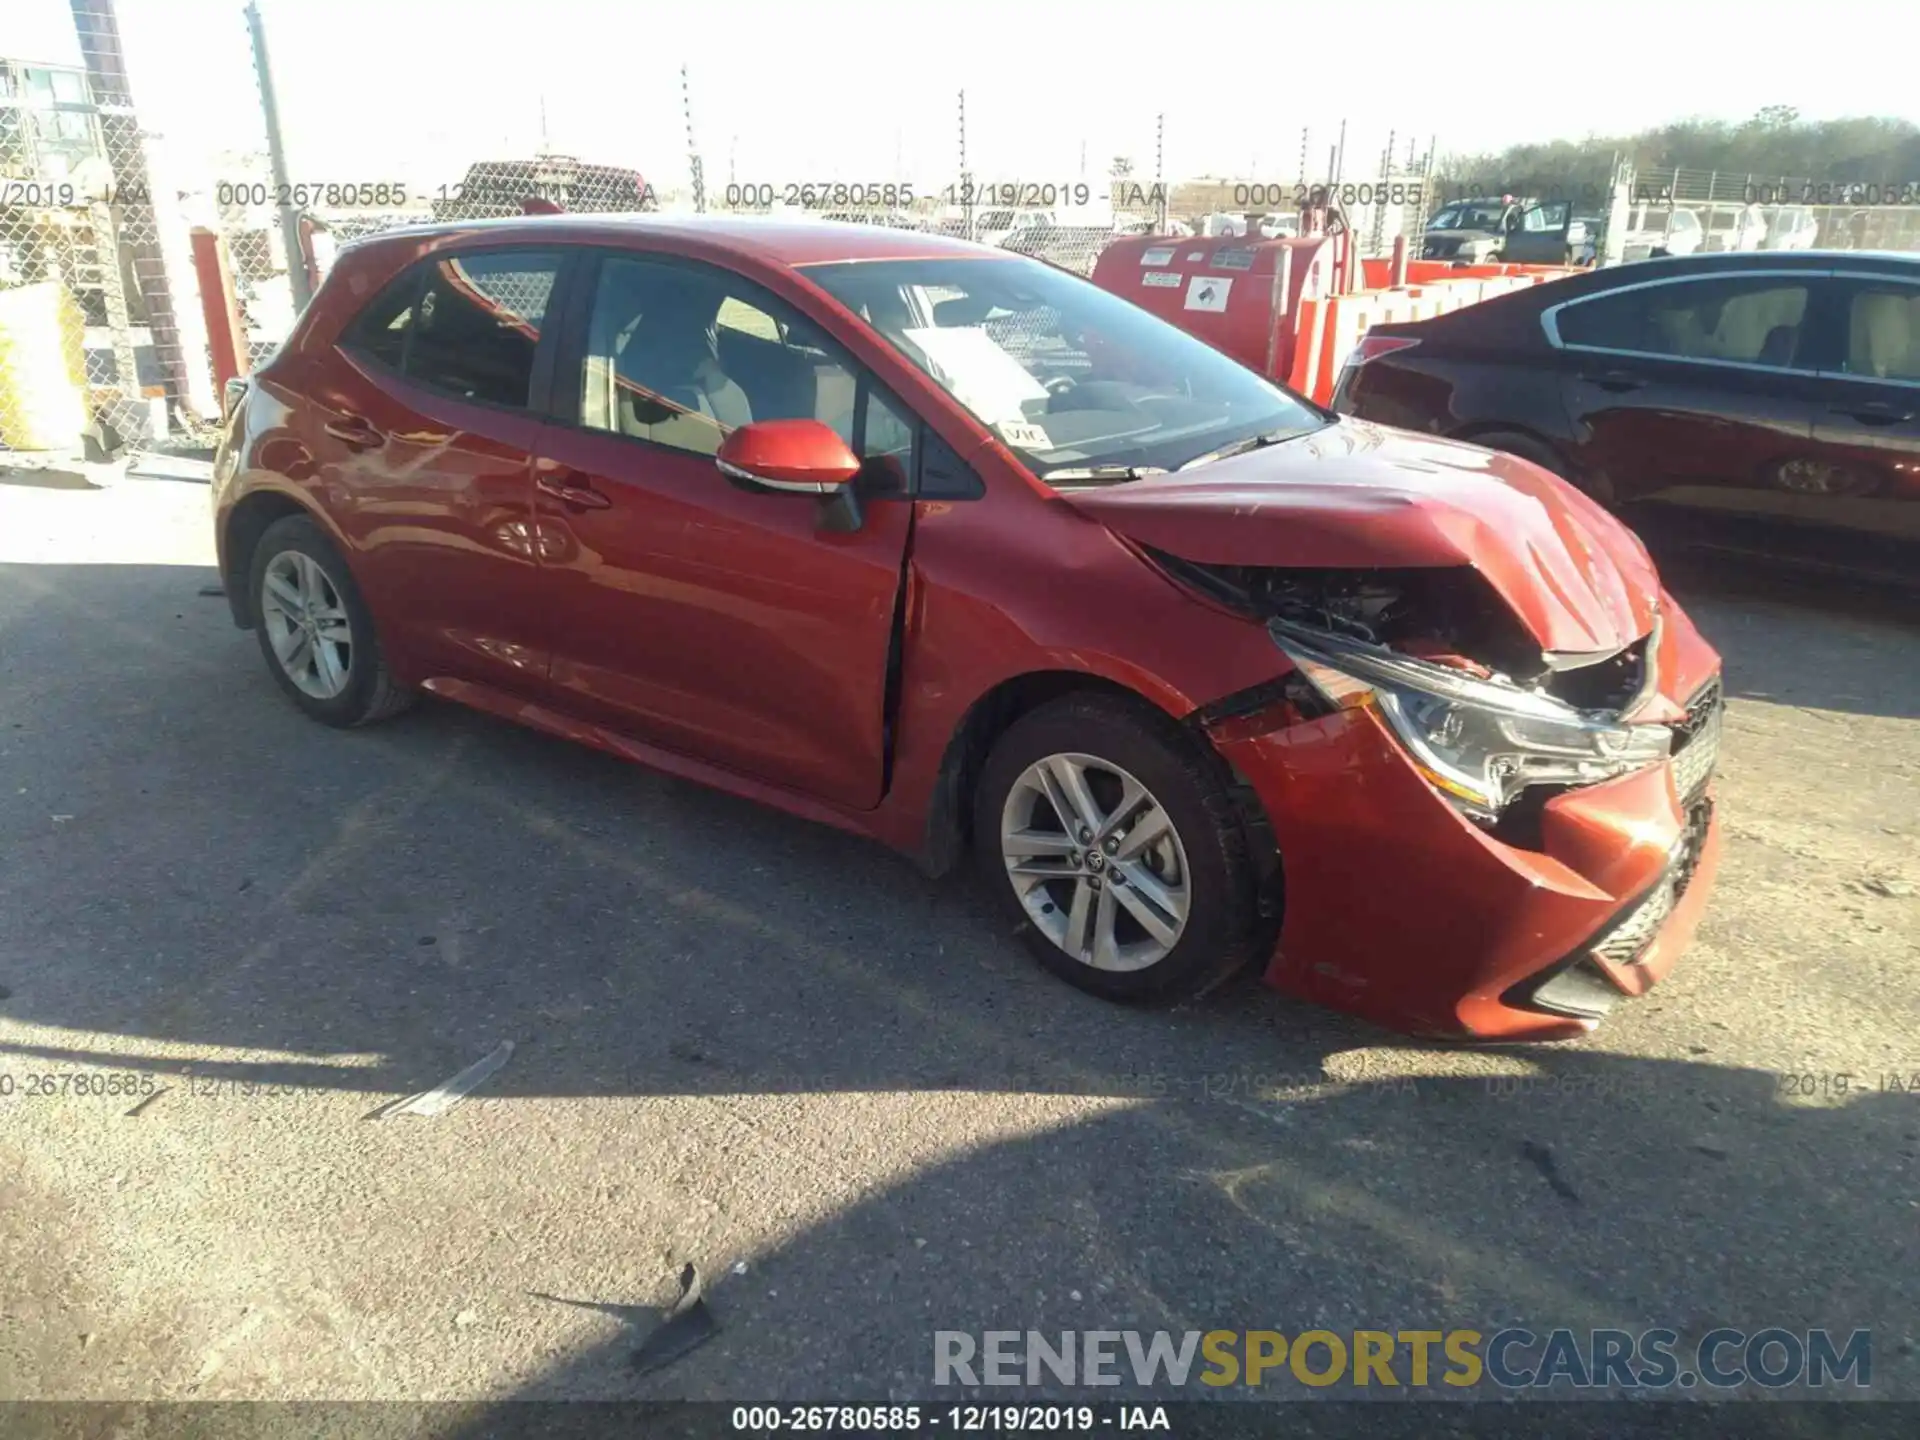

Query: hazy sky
[12,0,1917,196]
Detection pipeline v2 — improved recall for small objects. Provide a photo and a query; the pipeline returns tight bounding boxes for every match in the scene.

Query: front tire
[972,693,1265,1002]
[249,513,413,728]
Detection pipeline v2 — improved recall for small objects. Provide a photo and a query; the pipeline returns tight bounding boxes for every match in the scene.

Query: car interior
[406,258,552,407]
[1602,283,1809,366]
[1848,290,1920,379]
[580,262,859,454]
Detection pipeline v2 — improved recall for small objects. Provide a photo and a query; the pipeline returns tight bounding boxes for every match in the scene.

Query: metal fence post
[244,0,312,312]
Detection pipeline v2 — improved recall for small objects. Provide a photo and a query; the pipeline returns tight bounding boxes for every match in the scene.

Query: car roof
[338,212,1006,269]
[1597,250,1920,276]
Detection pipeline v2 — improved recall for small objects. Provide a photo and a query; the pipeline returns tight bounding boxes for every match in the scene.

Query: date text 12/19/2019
[729,1405,1169,1432]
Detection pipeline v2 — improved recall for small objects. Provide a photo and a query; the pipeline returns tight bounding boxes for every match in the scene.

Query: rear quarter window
[339,249,561,409]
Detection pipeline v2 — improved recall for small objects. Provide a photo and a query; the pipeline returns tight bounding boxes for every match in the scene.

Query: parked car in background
[1421,198,1511,262]
[211,215,1724,1040]
[1700,204,1768,253]
[1761,206,1820,250]
[1332,250,1920,585]
[974,207,1054,247]
[1656,208,1704,256]
[1424,197,1586,265]
[1618,207,1704,260]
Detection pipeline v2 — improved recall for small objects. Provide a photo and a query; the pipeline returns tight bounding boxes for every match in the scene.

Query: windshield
[1431,204,1506,231]
[805,254,1326,480]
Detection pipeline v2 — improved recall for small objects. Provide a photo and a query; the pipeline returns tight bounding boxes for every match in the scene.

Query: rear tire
[972,693,1265,1003]
[249,513,414,728]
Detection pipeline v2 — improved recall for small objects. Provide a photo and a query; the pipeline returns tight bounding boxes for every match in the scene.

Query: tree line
[1436,108,1920,192]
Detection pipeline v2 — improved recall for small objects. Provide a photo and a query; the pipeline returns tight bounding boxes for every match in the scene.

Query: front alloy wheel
[260,549,354,699]
[1001,753,1192,972]
[972,693,1269,1002]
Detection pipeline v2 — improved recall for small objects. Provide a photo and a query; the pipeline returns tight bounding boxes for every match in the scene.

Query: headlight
[1271,619,1671,819]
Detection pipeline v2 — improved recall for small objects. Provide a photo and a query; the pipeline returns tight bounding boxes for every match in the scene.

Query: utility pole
[681,65,705,213]
[242,0,310,311]
[959,89,972,241]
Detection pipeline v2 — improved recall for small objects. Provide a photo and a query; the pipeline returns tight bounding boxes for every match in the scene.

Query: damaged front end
[1150,551,1723,1039]
[1157,554,1672,826]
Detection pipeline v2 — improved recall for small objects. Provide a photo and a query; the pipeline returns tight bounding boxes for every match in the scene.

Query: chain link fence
[7,3,1920,461]
[0,37,211,455]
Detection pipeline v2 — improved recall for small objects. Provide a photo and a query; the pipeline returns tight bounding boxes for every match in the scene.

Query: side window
[342,270,419,371]
[1556,278,1810,367]
[1524,202,1569,232]
[395,251,559,408]
[1841,286,1920,382]
[860,389,917,494]
[579,254,919,482]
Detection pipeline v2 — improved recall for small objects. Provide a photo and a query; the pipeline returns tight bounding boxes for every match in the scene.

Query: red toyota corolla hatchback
[213,216,1724,1039]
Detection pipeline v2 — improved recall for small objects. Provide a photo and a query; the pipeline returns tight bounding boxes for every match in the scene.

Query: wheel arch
[220,488,332,629]
[916,669,1286,958]
[1448,420,1569,466]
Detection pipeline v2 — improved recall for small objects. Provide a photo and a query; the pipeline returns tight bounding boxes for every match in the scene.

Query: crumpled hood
[1060,419,1661,655]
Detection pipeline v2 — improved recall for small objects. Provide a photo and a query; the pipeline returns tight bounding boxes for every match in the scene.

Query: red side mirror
[716,419,861,494]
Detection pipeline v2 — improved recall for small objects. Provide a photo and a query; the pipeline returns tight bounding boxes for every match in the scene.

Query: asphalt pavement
[0,466,1915,1416]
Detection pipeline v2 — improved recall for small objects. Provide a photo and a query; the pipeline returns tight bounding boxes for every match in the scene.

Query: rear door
[1797,270,1920,551]
[320,247,565,694]
[528,249,917,810]
[1547,268,1821,509]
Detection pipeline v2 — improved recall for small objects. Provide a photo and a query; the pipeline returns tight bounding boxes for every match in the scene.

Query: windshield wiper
[1178,429,1299,472]
[1042,465,1169,484]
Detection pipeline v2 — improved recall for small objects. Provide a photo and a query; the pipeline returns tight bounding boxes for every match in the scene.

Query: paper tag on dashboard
[998,421,1053,449]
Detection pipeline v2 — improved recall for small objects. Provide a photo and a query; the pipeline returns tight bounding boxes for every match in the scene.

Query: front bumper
[1205,669,1724,1041]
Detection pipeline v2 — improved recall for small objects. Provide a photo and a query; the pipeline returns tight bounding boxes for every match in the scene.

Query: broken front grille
[1591,796,1715,968]
[1671,676,1724,805]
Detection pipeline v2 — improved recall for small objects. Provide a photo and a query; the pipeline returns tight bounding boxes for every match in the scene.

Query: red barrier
[190,227,248,393]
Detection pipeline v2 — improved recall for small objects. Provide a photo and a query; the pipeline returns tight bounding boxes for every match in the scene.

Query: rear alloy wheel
[260,549,353,701]
[973,694,1266,1002]
[249,513,413,728]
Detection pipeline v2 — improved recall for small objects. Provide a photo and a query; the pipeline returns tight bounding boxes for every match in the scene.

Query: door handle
[1580,370,1648,393]
[536,472,612,509]
[324,415,384,449]
[1830,403,1913,426]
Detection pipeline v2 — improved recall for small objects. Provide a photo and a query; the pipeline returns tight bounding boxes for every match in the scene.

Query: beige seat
[1851,293,1919,379]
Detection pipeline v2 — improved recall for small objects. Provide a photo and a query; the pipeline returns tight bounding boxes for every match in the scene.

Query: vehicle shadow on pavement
[412,1051,1919,1423]
[1,560,1915,1420]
